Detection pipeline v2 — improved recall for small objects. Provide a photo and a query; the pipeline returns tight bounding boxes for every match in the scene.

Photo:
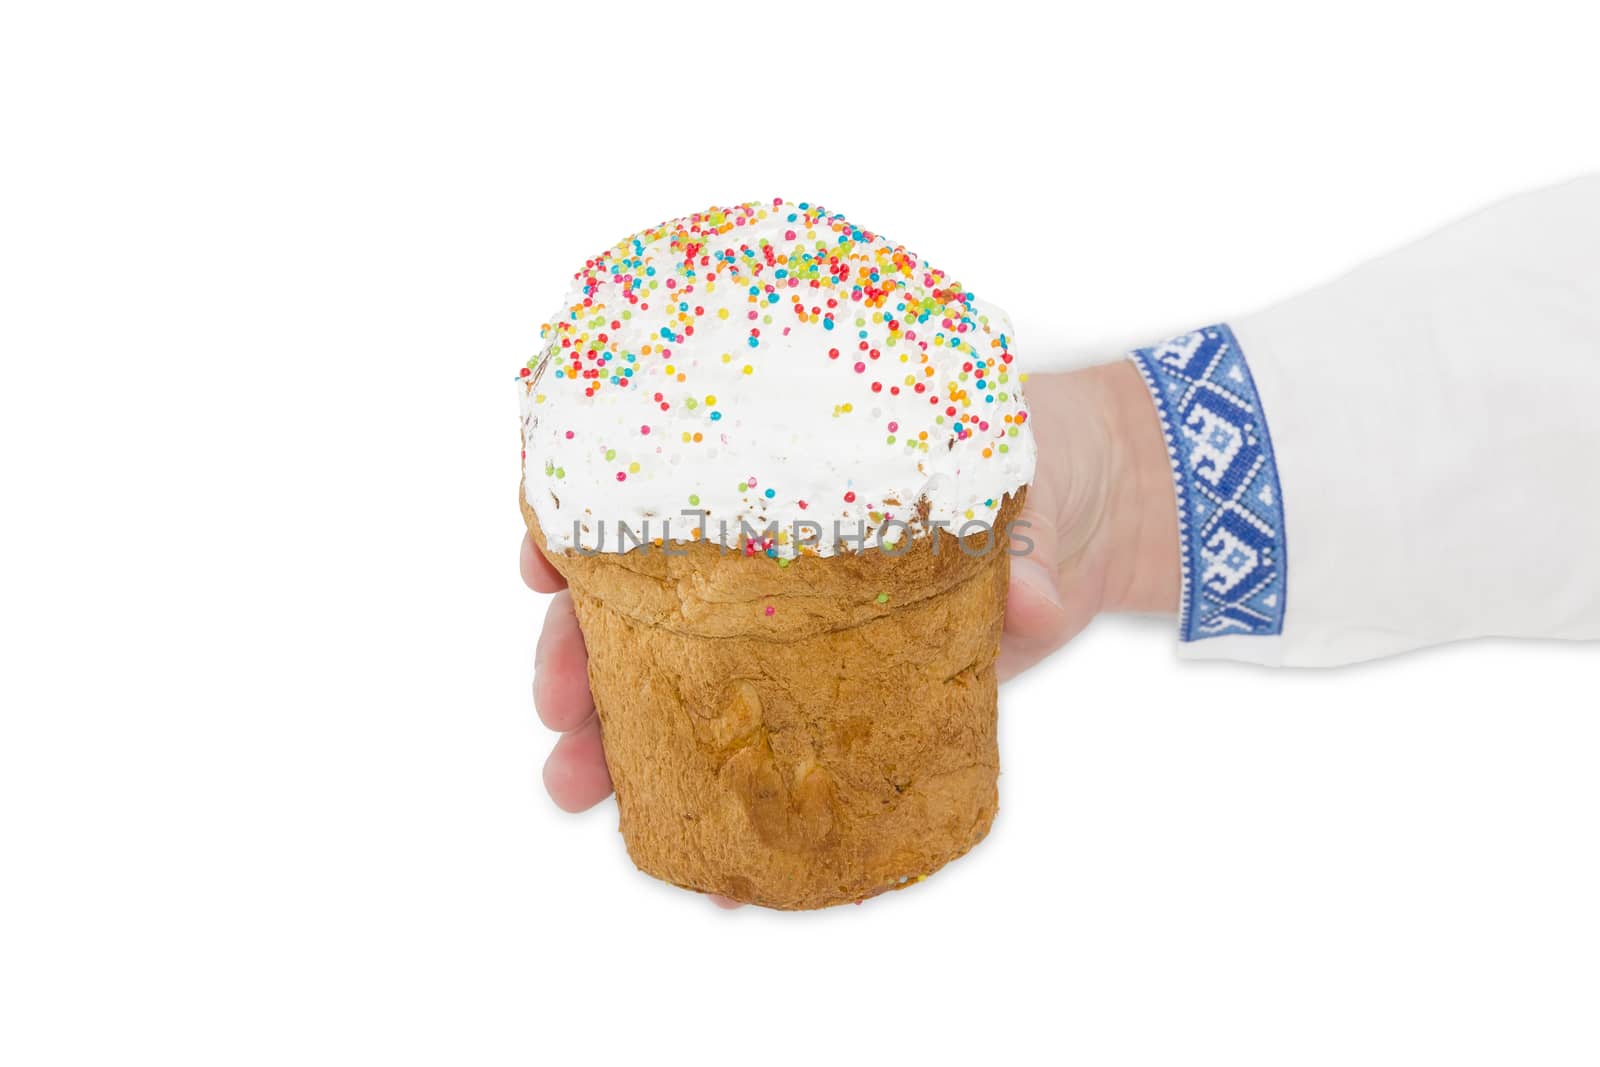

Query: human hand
[521,358,1177,821]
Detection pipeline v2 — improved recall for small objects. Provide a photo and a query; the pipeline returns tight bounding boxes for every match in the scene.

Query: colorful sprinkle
[519,199,1032,559]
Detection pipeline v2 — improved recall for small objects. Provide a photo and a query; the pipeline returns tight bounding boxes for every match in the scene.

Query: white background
[3,1,1597,1063]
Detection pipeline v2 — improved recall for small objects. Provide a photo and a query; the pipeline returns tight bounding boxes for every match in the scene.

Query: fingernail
[1010,556,1063,609]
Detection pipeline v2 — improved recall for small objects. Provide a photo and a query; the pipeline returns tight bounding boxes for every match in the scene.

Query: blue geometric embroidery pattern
[1128,324,1287,641]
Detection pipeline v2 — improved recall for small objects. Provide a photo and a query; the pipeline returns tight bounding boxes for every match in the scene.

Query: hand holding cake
[521,182,1600,901]
[518,198,1181,907]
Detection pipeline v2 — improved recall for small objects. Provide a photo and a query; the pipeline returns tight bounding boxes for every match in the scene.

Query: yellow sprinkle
[742,365,753,375]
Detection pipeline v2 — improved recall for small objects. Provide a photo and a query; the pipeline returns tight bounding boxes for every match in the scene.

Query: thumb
[998,504,1099,681]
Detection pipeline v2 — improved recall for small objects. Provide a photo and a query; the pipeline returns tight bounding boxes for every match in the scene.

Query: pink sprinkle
[764,605,775,616]
[888,421,898,432]
[565,430,574,439]
[616,472,626,482]
[854,362,866,373]
[784,230,796,240]
[640,425,651,435]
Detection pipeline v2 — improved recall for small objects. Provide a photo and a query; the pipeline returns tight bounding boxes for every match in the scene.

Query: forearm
[1044,176,1600,666]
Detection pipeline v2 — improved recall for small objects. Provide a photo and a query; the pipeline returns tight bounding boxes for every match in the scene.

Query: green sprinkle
[875,592,889,604]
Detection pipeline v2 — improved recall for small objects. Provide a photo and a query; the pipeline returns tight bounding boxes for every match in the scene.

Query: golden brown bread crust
[523,488,1024,909]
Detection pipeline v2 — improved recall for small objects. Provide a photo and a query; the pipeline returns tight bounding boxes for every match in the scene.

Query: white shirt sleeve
[1128,175,1600,666]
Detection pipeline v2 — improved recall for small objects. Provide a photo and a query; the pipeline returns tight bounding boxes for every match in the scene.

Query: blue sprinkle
[823,319,834,331]
[764,488,775,499]
[747,337,759,347]
[710,411,722,421]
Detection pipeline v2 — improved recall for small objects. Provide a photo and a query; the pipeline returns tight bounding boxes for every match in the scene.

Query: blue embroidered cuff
[1128,324,1287,641]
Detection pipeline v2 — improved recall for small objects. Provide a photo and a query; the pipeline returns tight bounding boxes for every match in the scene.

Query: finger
[1005,555,1069,641]
[520,531,567,592]
[534,592,594,732]
[999,568,1097,681]
[998,507,1089,682]
[710,895,744,910]
[543,715,613,812]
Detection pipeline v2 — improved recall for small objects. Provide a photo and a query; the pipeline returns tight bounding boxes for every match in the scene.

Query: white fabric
[1178,175,1600,666]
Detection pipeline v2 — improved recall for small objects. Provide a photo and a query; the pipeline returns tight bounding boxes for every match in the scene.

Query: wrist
[1028,361,1179,619]
[1094,359,1181,614]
